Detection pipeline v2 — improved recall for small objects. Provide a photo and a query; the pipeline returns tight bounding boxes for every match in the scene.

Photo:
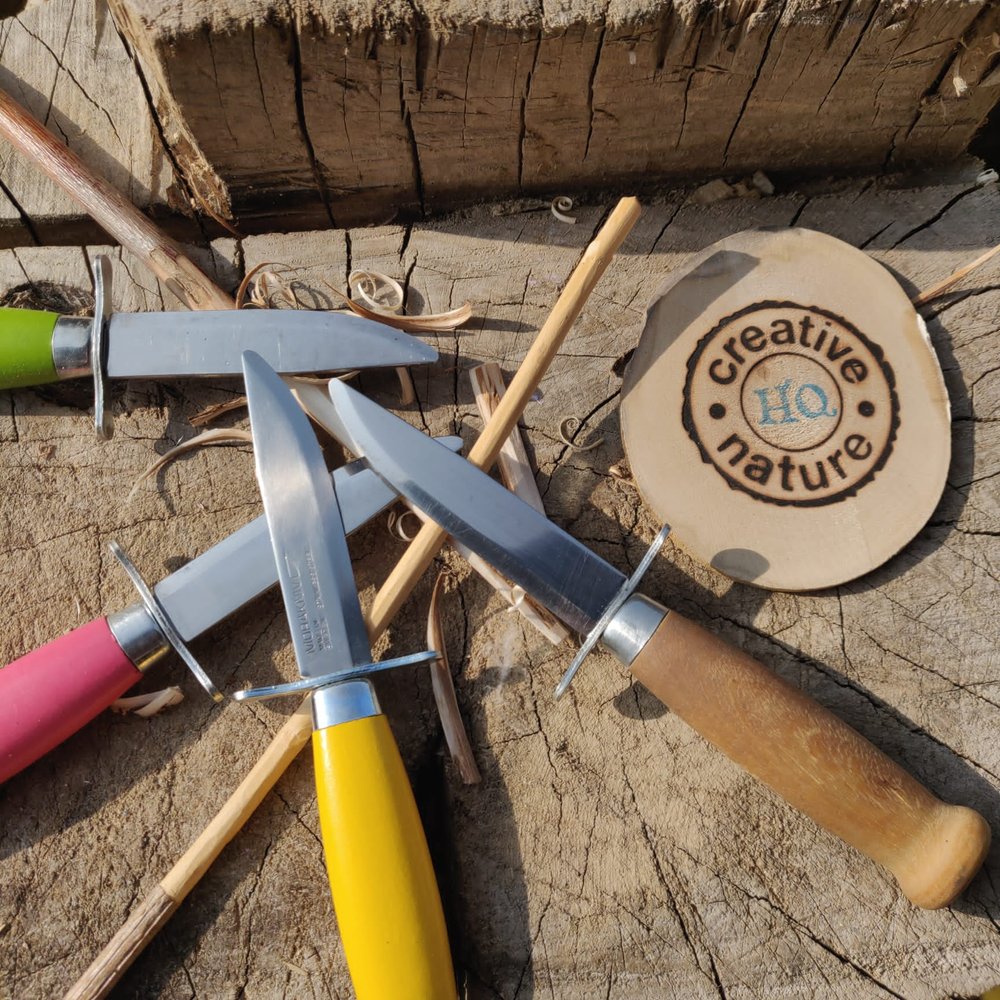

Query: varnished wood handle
[629,610,990,909]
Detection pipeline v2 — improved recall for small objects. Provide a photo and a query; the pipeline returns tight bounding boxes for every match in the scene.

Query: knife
[241,352,456,999]
[0,256,436,437]
[320,379,992,911]
[0,436,463,785]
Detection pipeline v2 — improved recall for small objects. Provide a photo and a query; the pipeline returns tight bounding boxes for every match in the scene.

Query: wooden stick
[469,362,570,644]
[0,86,234,311]
[470,362,547,513]
[913,241,1000,306]
[64,197,640,1000]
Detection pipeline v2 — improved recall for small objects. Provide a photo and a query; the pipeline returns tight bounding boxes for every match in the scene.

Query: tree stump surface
[0,165,998,999]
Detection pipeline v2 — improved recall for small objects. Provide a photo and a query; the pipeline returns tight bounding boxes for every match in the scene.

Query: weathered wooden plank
[0,167,998,998]
[103,0,1000,231]
[0,0,180,247]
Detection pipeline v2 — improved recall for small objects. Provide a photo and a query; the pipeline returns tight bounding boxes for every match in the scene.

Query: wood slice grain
[621,227,952,590]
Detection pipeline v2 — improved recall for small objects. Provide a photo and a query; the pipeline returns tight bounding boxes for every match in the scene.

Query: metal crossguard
[233,650,441,702]
[110,540,224,702]
[91,255,114,440]
[554,524,671,699]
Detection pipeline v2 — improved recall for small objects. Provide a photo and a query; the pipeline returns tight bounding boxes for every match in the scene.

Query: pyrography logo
[682,301,899,507]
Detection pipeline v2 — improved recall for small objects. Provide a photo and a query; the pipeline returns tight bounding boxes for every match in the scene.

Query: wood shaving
[558,415,605,452]
[111,686,184,717]
[348,270,404,314]
[427,571,480,784]
[387,507,422,542]
[551,196,577,224]
[128,429,253,499]
[190,396,249,426]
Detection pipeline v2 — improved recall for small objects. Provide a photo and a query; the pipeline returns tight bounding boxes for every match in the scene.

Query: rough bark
[0,164,998,998]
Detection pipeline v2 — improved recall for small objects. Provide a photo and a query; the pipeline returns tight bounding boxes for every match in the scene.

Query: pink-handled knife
[0,441,462,783]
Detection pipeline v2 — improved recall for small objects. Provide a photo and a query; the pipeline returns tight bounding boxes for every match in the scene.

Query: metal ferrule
[106,602,170,671]
[312,679,381,731]
[51,316,92,379]
[601,594,668,666]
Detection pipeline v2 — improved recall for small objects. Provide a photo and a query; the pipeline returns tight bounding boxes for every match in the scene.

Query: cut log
[0,165,998,998]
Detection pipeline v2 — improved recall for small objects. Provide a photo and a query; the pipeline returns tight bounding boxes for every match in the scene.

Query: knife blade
[0,306,436,390]
[243,352,456,999]
[0,437,463,784]
[321,379,991,910]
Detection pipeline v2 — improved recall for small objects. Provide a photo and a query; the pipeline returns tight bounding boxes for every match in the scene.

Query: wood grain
[630,608,990,909]
[0,172,997,998]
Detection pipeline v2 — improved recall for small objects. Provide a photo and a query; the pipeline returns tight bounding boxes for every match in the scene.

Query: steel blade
[154,437,463,640]
[324,380,626,634]
[106,310,436,378]
[244,351,372,674]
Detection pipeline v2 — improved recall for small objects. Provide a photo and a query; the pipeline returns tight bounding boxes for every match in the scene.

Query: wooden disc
[620,228,950,591]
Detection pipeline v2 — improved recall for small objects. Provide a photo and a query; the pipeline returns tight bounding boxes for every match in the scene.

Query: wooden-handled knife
[240,352,456,998]
[319,378,991,910]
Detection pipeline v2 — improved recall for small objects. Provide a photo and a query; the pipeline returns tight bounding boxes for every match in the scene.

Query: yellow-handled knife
[240,351,456,999]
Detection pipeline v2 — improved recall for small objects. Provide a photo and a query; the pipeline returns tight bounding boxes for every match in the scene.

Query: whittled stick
[468,362,569,644]
[470,363,546,510]
[0,86,234,311]
[66,198,641,1000]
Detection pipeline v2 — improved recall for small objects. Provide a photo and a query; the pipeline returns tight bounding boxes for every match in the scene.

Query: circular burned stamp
[682,301,899,507]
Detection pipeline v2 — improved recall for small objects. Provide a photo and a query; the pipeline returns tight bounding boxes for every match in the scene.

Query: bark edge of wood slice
[621,227,950,591]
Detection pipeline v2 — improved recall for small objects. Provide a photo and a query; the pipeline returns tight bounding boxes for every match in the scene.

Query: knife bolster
[52,316,92,378]
[313,679,381,729]
[602,594,668,665]
[107,603,170,671]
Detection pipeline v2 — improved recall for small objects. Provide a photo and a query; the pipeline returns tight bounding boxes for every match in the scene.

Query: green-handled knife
[239,352,456,999]
[0,256,436,437]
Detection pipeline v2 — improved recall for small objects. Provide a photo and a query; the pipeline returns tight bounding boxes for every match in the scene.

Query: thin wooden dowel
[0,86,234,311]
[64,197,640,1000]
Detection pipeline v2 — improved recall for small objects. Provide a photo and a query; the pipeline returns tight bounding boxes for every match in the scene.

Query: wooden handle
[630,610,990,909]
[62,886,176,1000]
[0,87,233,311]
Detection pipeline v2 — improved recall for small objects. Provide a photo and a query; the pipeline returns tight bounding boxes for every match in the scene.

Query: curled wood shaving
[348,270,404,314]
[190,396,249,427]
[551,196,577,224]
[387,507,423,542]
[427,571,480,784]
[128,429,253,499]
[326,280,472,333]
[558,415,605,452]
[111,686,184,717]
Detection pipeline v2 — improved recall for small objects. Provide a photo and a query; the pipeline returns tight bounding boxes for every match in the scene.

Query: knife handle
[313,714,456,1000]
[628,607,991,909]
[0,307,60,389]
[0,617,141,782]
